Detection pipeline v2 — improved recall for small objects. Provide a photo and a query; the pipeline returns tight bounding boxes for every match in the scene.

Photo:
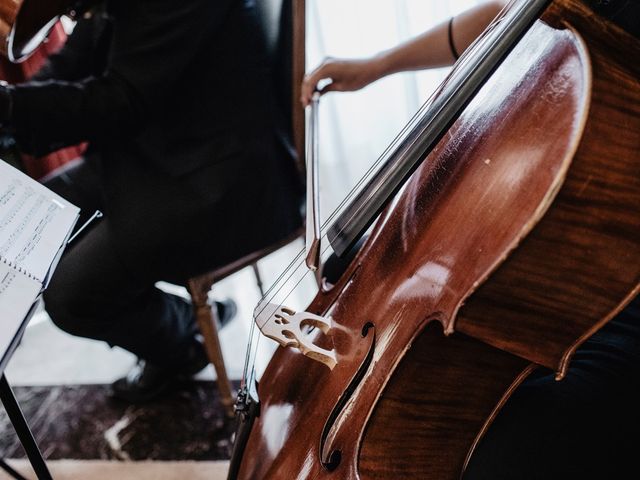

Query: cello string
[246,330,261,393]
[310,3,515,259]
[241,245,307,387]
[241,309,258,389]
[243,1,518,388]
[254,92,447,309]
[252,0,514,325]
[243,236,339,388]
[248,0,514,337]
[251,7,507,308]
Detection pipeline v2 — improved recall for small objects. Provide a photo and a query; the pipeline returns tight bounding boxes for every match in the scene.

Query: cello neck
[326,0,551,258]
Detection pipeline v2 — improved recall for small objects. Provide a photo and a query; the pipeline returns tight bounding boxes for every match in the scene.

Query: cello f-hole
[324,449,342,472]
[320,323,376,469]
[362,322,374,337]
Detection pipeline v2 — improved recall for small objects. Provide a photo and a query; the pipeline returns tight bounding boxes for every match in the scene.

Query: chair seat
[203,227,303,285]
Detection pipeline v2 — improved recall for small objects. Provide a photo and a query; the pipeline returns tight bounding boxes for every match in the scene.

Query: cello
[231,0,639,478]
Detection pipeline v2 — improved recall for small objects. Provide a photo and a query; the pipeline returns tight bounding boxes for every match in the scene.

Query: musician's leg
[41,155,105,229]
[463,296,640,479]
[42,219,203,372]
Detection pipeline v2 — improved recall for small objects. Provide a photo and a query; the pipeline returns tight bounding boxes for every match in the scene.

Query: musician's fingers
[301,58,337,106]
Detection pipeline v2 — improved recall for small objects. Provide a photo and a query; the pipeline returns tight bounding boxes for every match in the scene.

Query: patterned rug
[0,382,238,462]
[0,460,229,480]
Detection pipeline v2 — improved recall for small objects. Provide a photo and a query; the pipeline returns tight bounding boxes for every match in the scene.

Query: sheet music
[0,160,80,282]
[0,261,41,362]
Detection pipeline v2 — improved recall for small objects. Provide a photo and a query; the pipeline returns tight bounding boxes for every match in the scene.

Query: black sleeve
[8,0,230,156]
[587,0,640,38]
[31,14,110,82]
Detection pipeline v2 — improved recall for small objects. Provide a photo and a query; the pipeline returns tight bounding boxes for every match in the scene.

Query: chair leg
[251,262,266,298]
[188,278,236,418]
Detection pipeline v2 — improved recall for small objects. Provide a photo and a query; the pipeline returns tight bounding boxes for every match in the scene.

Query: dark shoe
[111,339,209,403]
[111,299,236,403]
[188,298,237,332]
[111,360,174,403]
[214,298,237,330]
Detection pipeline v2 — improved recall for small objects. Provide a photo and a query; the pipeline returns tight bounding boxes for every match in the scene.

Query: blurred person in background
[0,0,302,403]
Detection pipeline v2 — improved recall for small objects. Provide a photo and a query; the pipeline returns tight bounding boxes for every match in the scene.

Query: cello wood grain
[235,1,640,478]
[456,0,640,376]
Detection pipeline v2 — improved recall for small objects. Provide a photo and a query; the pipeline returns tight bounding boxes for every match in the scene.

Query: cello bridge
[255,303,337,369]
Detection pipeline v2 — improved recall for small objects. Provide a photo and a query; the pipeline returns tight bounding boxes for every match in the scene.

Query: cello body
[235,1,640,478]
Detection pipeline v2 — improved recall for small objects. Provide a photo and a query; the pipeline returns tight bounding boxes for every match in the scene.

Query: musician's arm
[0,0,225,157]
[301,1,506,106]
[31,13,109,83]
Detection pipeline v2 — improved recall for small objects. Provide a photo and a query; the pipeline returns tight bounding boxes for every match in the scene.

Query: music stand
[1,298,53,480]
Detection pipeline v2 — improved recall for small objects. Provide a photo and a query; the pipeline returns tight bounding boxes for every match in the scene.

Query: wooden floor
[0,383,237,462]
[0,460,229,480]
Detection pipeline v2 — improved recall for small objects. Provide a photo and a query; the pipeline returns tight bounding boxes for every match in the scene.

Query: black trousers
[42,159,199,368]
[40,128,302,370]
[464,296,640,479]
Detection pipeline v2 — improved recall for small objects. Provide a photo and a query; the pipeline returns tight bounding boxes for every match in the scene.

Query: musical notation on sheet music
[0,162,79,283]
[0,261,41,362]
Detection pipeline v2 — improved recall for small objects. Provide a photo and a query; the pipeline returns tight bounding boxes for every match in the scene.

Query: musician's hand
[301,57,383,107]
[0,81,13,125]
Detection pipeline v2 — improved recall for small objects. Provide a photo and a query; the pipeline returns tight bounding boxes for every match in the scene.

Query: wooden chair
[186,0,306,418]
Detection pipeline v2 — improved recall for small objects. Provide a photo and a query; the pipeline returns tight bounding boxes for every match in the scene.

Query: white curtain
[306,0,484,219]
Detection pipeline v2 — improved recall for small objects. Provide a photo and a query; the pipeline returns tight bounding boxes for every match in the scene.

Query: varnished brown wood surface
[359,323,531,479]
[456,0,640,376]
[237,11,607,479]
